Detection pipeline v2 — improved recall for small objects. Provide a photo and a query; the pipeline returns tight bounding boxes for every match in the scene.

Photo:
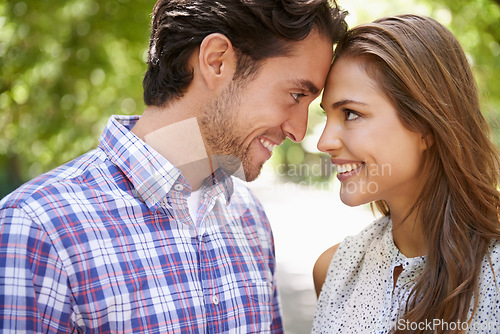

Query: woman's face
[318,57,428,213]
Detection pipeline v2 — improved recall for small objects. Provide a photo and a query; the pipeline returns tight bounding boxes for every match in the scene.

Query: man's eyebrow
[290,79,320,95]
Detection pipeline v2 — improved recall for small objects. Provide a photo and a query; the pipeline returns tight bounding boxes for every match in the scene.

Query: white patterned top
[312,216,500,333]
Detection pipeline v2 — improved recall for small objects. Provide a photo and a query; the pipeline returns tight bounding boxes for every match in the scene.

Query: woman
[313,15,500,333]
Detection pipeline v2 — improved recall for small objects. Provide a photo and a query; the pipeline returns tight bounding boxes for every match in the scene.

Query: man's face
[199,30,333,182]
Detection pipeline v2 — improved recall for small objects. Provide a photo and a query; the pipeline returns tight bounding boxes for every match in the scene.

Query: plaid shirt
[0,115,283,333]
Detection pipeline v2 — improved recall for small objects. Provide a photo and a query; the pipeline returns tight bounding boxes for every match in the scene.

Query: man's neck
[132,106,214,190]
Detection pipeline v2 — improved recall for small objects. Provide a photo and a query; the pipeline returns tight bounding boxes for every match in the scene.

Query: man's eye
[291,93,307,102]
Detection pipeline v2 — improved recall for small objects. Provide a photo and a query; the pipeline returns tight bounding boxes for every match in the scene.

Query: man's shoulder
[230,177,265,208]
[0,148,111,211]
[227,177,271,226]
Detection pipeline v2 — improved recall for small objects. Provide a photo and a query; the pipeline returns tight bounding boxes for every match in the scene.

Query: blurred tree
[0,0,151,197]
[0,0,499,197]
[424,0,500,143]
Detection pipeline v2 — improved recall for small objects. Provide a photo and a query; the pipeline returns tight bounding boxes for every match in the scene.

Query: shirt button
[174,184,184,191]
[212,295,219,305]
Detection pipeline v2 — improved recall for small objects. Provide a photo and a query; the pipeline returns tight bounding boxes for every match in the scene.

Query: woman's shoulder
[469,238,500,326]
[313,244,340,297]
[488,237,500,259]
[313,216,390,297]
[341,215,391,251]
[479,238,500,283]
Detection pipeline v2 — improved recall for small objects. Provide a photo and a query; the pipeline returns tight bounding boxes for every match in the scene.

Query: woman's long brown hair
[333,15,500,333]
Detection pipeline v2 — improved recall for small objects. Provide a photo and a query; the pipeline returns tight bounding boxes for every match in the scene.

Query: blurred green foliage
[0,0,151,196]
[0,0,499,197]
[429,0,500,134]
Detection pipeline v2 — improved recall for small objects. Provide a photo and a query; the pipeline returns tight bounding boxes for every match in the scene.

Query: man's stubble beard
[198,80,262,182]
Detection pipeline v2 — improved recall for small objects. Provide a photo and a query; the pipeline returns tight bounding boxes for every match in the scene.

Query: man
[0,0,346,332]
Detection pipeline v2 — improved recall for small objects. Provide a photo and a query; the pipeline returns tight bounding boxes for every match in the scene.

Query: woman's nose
[317,121,342,154]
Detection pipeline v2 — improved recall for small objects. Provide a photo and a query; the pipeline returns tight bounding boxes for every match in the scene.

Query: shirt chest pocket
[244,279,273,304]
[223,259,274,331]
[233,278,273,332]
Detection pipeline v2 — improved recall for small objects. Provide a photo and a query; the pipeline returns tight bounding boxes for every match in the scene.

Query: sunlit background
[258,0,500,331]
[1,0,499,332]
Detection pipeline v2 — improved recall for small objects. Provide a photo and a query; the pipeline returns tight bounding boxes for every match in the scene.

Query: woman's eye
[344,109,360,121]
[291,93,307,102]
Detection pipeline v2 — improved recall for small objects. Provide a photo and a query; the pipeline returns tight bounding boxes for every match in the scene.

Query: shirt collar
[98,115,234,211]
[200,167,235,205]
[385,218,426,269]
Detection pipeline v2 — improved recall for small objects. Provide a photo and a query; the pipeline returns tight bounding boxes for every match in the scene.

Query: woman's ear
[421,132,434,151]
[198,33,237,90]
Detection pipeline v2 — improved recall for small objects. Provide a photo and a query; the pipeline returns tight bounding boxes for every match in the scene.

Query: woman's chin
[339,192,371,208]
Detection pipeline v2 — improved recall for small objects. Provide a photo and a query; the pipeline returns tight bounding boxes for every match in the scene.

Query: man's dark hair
[143,0,348,106]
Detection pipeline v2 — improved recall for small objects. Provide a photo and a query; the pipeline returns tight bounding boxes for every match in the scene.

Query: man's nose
[281,106,309,143]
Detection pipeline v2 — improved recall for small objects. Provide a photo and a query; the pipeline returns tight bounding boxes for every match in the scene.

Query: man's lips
[258,136,278,153]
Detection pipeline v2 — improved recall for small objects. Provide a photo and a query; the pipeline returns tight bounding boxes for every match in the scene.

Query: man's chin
[241,163,264,182]
[209,152,265,182]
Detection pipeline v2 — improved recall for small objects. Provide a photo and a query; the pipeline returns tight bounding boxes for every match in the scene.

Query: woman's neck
[390,208,427,258]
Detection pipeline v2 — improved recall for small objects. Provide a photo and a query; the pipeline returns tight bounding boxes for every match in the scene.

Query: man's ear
[198,33,237,90]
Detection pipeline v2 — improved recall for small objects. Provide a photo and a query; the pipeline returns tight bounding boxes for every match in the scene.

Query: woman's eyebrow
[331,99,367,109]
